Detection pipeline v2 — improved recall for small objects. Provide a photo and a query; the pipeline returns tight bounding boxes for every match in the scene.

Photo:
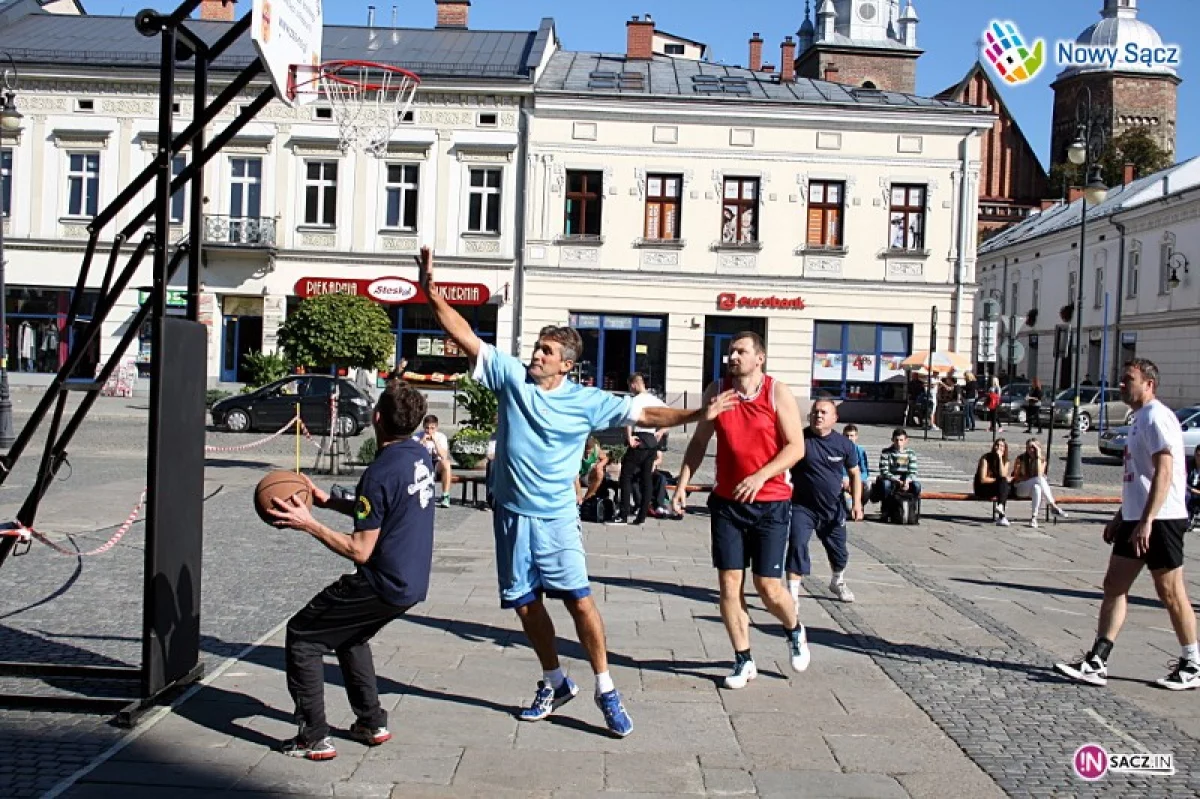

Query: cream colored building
[522,23,992,414]
[0,2,554,385]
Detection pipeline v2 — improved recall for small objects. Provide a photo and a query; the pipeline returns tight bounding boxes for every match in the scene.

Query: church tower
[794,0,922,93]
[1050,0,1179,171]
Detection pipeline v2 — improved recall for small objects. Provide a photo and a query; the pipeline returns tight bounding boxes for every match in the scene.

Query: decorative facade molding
[300,232,337,248]
[887,261,924,278]
[288,138,342,157]
[805,257,844,276]
[464,238,501,254]
[718,254,757,271]
[640,251,680,268]
[562,247,600,265]
[380,235,419,252]
[456,149,513,164]
[52,129,112,149]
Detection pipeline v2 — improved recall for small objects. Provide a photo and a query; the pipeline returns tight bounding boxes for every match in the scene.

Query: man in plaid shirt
[873,428,921,504]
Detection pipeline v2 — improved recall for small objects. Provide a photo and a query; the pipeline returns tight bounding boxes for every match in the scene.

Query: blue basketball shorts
[492,507,592,609]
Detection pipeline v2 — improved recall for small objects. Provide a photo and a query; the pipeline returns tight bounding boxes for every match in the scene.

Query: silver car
[1099,405,1200,459]
[1041,387,1132,433]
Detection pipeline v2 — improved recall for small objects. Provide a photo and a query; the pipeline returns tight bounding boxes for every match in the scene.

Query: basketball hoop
[291,61,421,157]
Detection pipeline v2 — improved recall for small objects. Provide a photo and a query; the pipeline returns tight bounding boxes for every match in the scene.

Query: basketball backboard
[251,0,323,106]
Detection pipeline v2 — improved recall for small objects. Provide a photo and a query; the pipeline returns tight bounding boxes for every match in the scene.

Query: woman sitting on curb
[1010,438,1068,529]
[974,438,1012,527]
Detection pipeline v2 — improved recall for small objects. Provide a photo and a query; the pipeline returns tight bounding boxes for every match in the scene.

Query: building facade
[976,158,1200,408]
[521,18,991,412]
[0,0,554,386]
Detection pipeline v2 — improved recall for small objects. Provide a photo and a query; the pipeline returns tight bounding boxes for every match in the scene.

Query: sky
[81,0,1199,166]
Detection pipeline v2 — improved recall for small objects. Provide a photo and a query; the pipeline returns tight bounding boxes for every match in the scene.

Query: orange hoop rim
[317,60,421,91]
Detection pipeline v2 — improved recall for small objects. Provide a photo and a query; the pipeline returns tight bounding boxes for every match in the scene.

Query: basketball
[255,470,313,524]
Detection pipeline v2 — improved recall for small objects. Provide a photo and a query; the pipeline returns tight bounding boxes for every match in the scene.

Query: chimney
[762,64,776,74]
[435,0,470,29]
[368,5,376,27]
[1123,162,1137,185]
[199,0,235,21]
[1068,186,1085,203]
[626,15,655,60]
[823,63,840,83]
[780,36,796,83]
[749,33,764,71]
[1040,199,1061,211]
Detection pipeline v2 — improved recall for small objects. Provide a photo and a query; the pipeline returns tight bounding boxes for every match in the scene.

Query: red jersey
[713,374,792,503]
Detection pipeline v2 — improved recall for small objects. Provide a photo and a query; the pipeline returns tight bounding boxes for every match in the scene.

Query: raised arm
[416,246,482,361]
[638,389,737,430]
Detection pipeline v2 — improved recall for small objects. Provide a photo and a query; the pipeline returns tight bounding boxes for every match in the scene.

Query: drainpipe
[1111,217,1127,386]
[512,98,531,357]
[952,131,979,352]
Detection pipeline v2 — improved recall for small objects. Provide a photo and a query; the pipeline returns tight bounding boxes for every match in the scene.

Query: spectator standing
[1024,377,1045,434]
[614,373,665,526]
[963,372,979,432]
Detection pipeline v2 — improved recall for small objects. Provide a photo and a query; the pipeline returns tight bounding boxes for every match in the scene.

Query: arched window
[1159,232,1176,295]
[1127,239,1141,298]
[861,80,877,89]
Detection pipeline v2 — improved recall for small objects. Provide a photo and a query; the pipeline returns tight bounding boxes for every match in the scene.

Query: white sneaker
[786,626,811,672]
[996,515,1011,527]
[1029,517,1039,529]
[1052,506,1069,519]
[1156,659,1200,691]
[724,659,757,689]
[829,578,855,603]
[1054,655,1108,686]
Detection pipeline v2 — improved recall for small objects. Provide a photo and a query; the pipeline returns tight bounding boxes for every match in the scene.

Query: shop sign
[717,292,807,312]
[138,289,189,308]
[294,277,490,306]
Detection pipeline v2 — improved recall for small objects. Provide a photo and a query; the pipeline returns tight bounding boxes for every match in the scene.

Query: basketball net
[317,62,420,157]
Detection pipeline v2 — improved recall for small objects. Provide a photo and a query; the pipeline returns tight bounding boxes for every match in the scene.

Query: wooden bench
[921,490,1120,523]
[666,483,714,495]
[449,472,488,507]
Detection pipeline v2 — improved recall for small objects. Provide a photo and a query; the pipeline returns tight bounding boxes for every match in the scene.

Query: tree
[1048,126,1173,198]
[277,294,394,370]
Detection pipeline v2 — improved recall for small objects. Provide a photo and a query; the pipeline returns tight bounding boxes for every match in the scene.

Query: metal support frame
[0,0,275,724]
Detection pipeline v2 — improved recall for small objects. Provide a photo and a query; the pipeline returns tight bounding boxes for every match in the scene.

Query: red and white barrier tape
[204,414,303,454]
[2,489,146,558]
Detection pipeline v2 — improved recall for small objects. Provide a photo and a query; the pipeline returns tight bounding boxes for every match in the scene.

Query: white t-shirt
[413,430,449,460]
[1123,399,1188,521]
[631,393,667,433]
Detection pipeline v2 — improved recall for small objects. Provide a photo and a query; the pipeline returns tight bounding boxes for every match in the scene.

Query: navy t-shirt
[354,438,436,607]
[790,428,858,519]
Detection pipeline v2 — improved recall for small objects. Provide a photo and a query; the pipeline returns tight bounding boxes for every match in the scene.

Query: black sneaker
[1054,654,1108,686]
[281,736,337,761]
[1156,659,1200,691]
[608,517,628,526]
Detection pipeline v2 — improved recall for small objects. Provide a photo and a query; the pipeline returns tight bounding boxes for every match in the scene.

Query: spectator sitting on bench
[414,414,453,508]
[842,424,870,514]
[873,428,921,505]
[1010,438,1068,529]
[974,438,1013,527]
[576,436,609,505]
[1187,444,1200,531]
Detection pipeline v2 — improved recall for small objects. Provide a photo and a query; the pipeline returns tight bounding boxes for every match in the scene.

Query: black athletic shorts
[708,495,790,578]
[1112,519,1187,572]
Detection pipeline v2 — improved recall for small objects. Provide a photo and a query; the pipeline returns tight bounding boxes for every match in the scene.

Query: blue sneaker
[594,689,633,738]
[518,677,578,721]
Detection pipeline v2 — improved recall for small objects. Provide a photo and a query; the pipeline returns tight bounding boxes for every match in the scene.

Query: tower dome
[1058,0,1176,78]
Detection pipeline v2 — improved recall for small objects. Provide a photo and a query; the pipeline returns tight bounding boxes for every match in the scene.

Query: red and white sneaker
[348,722,393,746]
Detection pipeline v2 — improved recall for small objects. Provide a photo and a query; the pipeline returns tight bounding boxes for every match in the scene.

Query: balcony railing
[203,215,277,248]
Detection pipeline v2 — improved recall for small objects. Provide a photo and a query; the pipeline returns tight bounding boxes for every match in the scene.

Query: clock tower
[796,0,922,93]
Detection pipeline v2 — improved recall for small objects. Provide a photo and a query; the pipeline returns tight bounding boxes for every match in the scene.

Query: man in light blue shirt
[417,247,732,739]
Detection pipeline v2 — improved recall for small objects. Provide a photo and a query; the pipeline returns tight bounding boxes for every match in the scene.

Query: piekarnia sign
[717,293,807,311]
[294,277,490,306]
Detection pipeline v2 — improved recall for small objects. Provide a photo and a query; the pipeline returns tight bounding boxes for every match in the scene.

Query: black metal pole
[1064,169,1090,488]
[0,181,13,448]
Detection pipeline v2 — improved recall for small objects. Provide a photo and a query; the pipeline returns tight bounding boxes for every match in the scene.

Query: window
[229,157,262,218]
[811,321,912,401]
[569,312,667,395]
[1010,281,1020,315]
[66,152,100,217]
[1032,278,1040,312]
[806,181,844,248]
[170,155,187,224]
[1128,241,1141,298]
[304,160,338,226]
[0,148,11,218]
[888,184,925,250]
[564,170,603,237]
[721,177,758,244]
[664,43,686,55]
[1068,270,1077,308]
[1094,267,1104,308]
[384,164,419,231]
[644,174,682,240]
[1159,233,1176,295]
[467,167,502,234]
[478,112,498,127]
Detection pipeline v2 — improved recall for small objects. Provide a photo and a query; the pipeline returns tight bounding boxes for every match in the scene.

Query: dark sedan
[211,375,373,436]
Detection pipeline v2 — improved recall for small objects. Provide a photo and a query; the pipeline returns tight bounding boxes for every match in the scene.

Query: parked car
[211,375,373,436]
[1099,405,1200,459]
[974,381,1033,424]
[1040,387,1132,433]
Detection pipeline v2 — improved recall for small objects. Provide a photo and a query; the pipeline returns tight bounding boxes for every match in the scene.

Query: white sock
[543,668,566,689]
[595,671,615,695]
[787,578,801,602]
[1183,643,1200,665]
[832,570,845,585]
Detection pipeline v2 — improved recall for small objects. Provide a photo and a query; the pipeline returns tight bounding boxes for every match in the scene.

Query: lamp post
[1167,251,1189,293]
[0,53,23,449]
[1063,86,1108,489]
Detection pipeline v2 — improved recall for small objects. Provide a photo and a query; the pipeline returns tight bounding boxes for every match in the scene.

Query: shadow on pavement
[950,576,1198,610]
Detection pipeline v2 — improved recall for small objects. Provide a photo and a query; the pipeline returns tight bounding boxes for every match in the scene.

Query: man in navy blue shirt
[787,398,863,606]
[270,380,435,761]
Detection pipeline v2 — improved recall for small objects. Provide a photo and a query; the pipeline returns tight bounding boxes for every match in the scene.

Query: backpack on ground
[580,489,617,523]
[883,491,920,525]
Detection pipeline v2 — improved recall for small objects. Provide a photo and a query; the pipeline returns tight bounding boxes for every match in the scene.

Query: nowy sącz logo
[1073,743,1175,781]
[982,20,1046,85]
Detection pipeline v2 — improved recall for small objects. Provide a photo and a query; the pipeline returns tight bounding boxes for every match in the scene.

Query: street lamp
[1063,86,1108,490]
[0,54,19,449]
[1167,251,1189,292]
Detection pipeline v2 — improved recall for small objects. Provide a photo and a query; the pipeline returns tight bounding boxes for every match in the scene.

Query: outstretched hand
[705,389,739,421]
[415,246,434,291]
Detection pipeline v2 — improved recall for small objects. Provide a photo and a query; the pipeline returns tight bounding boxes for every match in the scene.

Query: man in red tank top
[672,332,812,688]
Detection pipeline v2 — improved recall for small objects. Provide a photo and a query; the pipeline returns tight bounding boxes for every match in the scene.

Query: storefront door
[704,316,766,387]
[220,315,263,383]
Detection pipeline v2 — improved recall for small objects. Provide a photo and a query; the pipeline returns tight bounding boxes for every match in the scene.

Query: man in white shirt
[1055,358,1199,691]
[614,373,666,526]
[413,415,452,508]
